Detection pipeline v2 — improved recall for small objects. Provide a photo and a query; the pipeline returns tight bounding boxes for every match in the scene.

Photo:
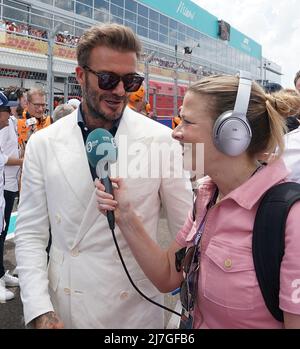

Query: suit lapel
[71,107,155,247]
[49,114,94,211]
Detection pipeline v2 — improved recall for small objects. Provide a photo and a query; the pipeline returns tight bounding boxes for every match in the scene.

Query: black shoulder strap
[252,182,300,323]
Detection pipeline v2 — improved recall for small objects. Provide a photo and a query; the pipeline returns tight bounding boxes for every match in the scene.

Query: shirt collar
[77,104,121,136]
[223,159,289,209]
[77,103,84,125]
[197,158,290,211]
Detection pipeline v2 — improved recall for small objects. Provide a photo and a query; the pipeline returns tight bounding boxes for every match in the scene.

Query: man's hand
[33,311,64,329]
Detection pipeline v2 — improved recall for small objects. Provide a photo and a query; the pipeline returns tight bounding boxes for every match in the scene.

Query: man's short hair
[77,23,142,68]
[27,87,46,103]
[294,71,300,87]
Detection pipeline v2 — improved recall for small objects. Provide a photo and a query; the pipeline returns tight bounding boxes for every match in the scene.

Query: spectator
[127,84,151,116]
[278,89,300,133]
[67,98,80,110]
[294,71,300,93]
[52,103,74,122]
[17,88,51,147]
[281,89,300,183]
[263,82,283,93]
[9,87,27,119]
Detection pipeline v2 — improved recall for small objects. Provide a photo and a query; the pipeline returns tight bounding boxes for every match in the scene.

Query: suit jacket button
[71,248,79,257]
[55,214,61,224]
[120,291,129,300]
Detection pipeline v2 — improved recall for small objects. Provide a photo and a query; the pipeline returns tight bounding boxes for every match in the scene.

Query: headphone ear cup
[213,111,252,156]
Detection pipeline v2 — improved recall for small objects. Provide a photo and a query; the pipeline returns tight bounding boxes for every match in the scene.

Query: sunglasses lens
[123,75,144,92]
[98,72,120,90]
[96,71,144,92]
[180,275,195,311]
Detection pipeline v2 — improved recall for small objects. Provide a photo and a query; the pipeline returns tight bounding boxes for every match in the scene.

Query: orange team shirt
[172,116,181,129]
[18,112,52,145]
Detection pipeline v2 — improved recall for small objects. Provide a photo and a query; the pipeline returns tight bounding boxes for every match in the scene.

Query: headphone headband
[233,70,252,119]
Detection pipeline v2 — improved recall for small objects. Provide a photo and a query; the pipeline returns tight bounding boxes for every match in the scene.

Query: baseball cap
[67,98,81,109]
[0,91,19,108]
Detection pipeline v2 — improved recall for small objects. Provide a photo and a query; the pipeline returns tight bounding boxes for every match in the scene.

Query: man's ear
[75,66,85,86]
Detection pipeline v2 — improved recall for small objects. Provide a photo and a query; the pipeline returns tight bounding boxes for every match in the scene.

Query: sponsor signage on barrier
[0,33,77,60]
[2,34,196,80]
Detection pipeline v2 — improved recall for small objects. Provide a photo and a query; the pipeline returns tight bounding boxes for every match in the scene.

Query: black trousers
[0,190,18,278]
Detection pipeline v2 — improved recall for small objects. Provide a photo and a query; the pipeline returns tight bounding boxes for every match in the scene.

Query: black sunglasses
[83,65,144,92]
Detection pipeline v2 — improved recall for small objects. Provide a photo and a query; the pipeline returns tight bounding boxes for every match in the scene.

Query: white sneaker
[4,271,19,287]
[0,277,15,303]
[12,267,18,277]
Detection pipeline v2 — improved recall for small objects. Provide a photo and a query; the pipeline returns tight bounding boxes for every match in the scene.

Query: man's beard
[82,79,127,122]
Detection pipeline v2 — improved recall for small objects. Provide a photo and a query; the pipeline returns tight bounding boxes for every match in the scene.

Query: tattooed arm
[32,312,64,329]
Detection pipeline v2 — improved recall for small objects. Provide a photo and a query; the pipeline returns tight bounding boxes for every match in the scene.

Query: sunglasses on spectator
[83,66,144,92]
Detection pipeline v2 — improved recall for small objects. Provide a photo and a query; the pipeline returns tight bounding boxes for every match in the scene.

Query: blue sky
[192,0,300,88]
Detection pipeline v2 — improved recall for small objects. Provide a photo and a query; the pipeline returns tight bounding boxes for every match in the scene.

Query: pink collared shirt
[176,159,300,329]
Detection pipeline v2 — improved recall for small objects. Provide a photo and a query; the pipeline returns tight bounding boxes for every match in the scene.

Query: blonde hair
[188,75,300,157]
[77,23,142,68]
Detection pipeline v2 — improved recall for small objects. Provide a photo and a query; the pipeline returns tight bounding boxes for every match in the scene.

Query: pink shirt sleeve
[175,210,194,247]
[279,201,300,315]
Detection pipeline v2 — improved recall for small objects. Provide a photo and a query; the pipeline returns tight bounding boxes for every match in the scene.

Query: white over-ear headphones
[212,71,252,156]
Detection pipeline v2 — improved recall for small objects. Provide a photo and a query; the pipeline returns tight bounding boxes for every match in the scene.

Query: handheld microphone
[85,129,181,318]
[25,117,37,127]
[85,128,118,230]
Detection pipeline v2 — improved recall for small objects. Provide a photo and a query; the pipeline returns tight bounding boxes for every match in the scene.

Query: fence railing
[0,28,208,117]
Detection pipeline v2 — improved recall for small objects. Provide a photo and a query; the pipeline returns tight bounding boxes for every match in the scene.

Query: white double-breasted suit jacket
[15,106,192,328]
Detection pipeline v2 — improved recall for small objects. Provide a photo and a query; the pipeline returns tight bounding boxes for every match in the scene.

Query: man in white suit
[15,24,192,328]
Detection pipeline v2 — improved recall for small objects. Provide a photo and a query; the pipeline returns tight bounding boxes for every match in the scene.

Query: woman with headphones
[95,73,300,329]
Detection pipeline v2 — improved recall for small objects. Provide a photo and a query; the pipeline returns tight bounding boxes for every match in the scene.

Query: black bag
[252,182,300,322]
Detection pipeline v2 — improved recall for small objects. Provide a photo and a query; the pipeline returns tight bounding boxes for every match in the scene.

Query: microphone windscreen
[85,128,118,168]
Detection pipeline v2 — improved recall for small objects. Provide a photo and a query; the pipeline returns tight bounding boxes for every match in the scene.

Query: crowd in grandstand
[1,19,199,73]
[0,19,79,46]
[141,52,201,74]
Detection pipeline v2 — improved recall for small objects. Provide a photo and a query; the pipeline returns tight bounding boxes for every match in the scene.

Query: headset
[212,70,253,157]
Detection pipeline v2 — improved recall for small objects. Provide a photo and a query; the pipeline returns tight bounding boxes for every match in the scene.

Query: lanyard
[194,188,218,245]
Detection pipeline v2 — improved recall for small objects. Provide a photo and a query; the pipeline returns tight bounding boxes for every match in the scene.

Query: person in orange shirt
[128,84,152,117]
[18,88,52,148]
[172,115,182,129]
[172,106,182,129]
